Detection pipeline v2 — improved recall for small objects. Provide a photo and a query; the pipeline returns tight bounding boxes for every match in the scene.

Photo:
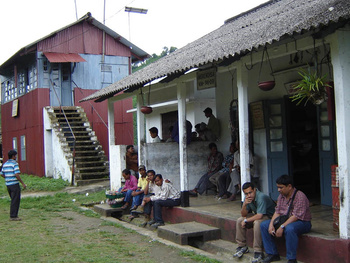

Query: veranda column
[136,93,146,166]
[329,27,350,239]
[177,82,189,207]
[237,61,251,200]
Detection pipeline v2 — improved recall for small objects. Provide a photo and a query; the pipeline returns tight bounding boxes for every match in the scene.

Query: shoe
[139,222,147,227]
[121,204,129,210]
[151,222,165,228]
[252,252,264,263]
[261,254,280,263]
[130,205,138,211]
[133,206,144,214]
[189,190,198,197]
[233,246,249,258]
[287,260,297,263]
[227,194,236,201]
[10,217,21,221]
[147,219,156,225]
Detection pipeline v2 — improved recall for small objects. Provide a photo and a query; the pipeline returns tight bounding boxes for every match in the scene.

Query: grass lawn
[0,175,220,263]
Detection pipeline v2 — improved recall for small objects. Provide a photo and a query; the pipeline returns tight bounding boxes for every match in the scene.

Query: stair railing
[50,80,77,186]
[72,80,108,129]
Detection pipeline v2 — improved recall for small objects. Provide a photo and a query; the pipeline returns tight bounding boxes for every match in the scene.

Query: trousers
[7,184,21,218]
[153,198,181,223]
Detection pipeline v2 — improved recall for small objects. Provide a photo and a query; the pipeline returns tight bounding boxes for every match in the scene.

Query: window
[12,137,17,151]
[20,136,26,161]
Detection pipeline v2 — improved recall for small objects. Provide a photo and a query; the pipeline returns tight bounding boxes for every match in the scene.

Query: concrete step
[157,221,221,246]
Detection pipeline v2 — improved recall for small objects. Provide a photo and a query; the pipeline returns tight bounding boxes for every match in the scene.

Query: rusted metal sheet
[38,21,131,57]
[43,52,86,63]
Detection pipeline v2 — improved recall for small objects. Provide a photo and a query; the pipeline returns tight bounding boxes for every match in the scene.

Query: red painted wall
[74,88,134,156]
[1,88,134,177]
[1,88,49,176]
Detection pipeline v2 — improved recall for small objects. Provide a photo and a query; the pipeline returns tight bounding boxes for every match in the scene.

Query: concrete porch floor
[182,195,337,239]
[161,194,350,263]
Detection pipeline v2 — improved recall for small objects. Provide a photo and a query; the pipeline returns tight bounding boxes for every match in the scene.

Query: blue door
[265,99,289,200]
[317,102,336,206]
[49,63,73,107]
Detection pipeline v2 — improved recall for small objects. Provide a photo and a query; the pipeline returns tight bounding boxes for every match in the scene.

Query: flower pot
[258,80,275,91]
[141,106,153,114]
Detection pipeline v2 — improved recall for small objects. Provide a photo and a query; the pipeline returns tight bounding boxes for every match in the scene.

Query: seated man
[149,127,161,143]
[190,142,224,196]
[227,141,254,201]
[125,145,138,178]
[119,169,138,210]
[260,175,312,263]
[233,182,275,262]
[203,107,220,141]
[130,165,148,211]
[209,142,235,198]
[143,174,181,228]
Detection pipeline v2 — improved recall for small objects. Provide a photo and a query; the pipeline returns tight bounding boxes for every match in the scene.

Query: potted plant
[290,69,331,106]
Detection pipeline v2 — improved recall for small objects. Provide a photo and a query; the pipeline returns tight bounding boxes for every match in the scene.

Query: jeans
[7,184,21,218]
[153,198,181,223]
[260,219,312,260]
[131,190,144,207]
[195,173,214,195]
[118,187,133,203]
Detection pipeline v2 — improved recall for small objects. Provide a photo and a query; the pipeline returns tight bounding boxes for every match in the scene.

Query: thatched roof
[81,0,350,102]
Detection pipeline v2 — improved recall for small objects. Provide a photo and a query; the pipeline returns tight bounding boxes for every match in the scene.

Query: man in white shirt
[149,127,161,143]
[143,174,181,228]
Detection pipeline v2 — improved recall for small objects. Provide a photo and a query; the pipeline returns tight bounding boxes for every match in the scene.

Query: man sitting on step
[143,174,181,229]
[233,182,275,263]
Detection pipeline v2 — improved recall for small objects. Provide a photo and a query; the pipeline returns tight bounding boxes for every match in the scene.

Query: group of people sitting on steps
[118,166,181,229]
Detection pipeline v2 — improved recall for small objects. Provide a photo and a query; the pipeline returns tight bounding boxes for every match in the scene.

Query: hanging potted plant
[257,46,276,91]
[140,85,153,114]
[290,68,331,106]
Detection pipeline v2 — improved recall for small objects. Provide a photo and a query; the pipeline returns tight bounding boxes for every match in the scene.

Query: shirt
[151,136,161,143]
[207,115,220,139]
[208,151,224,174]
[245,189,275,217]
[150,182,181,201]
[122,175,138,191]
[1,159,20,186]
[220,153,234,173]
[137,176,148,190]
[275,188,312,221]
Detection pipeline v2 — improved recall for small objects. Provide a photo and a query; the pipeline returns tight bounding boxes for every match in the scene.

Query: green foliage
[290,69,330,106]
[180,251,221,263]
[0,174,69,197]
[132,46,177,73]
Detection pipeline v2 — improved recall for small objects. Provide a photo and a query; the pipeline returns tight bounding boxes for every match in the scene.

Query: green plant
[290,69,330,106]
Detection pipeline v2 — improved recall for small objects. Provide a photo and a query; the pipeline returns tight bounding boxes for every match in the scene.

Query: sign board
[197,68,216,90]
[250,101,265,129]
[12,99,19,117]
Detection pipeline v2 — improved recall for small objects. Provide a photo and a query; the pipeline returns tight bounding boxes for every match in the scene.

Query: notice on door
[250,101,265,129]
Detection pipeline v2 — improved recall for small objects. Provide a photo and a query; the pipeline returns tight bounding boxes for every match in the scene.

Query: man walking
[233,182,275,262]
[1,150,26,221]
[260,175,312,263]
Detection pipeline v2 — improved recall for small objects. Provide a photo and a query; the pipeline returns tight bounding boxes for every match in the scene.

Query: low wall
[144,141,210,190]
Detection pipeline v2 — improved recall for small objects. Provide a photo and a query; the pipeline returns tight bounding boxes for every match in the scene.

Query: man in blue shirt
[1,150,26,221]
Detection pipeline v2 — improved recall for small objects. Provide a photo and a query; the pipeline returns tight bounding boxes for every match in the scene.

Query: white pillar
[237,61,251,200]
[108,99,121,190]
[136,93,146,166]
[329,27,350,239]
[177,82,188,192]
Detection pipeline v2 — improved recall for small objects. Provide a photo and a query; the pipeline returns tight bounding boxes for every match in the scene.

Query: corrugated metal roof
[0,13,149,71]
[80,0,350,102]
[43,52,86,63]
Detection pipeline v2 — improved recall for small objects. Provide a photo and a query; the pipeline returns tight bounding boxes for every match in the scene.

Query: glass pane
[270,104,281,115]
[321,125,330,137]
[320,111,328,122]
[270,129,282,139]
[269,116,282,127]
[322,139,331,151]
[271,141,283,152]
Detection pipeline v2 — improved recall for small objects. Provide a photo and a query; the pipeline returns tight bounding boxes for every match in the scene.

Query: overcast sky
[0,0,267,65]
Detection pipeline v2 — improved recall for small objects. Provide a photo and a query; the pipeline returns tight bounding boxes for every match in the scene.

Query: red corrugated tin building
[0,13,149,179]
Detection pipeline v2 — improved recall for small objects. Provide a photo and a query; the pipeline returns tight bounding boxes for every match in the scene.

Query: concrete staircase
[46,106,109,185]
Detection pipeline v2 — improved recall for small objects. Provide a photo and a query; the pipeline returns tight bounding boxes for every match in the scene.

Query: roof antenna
[74,0,78,20]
